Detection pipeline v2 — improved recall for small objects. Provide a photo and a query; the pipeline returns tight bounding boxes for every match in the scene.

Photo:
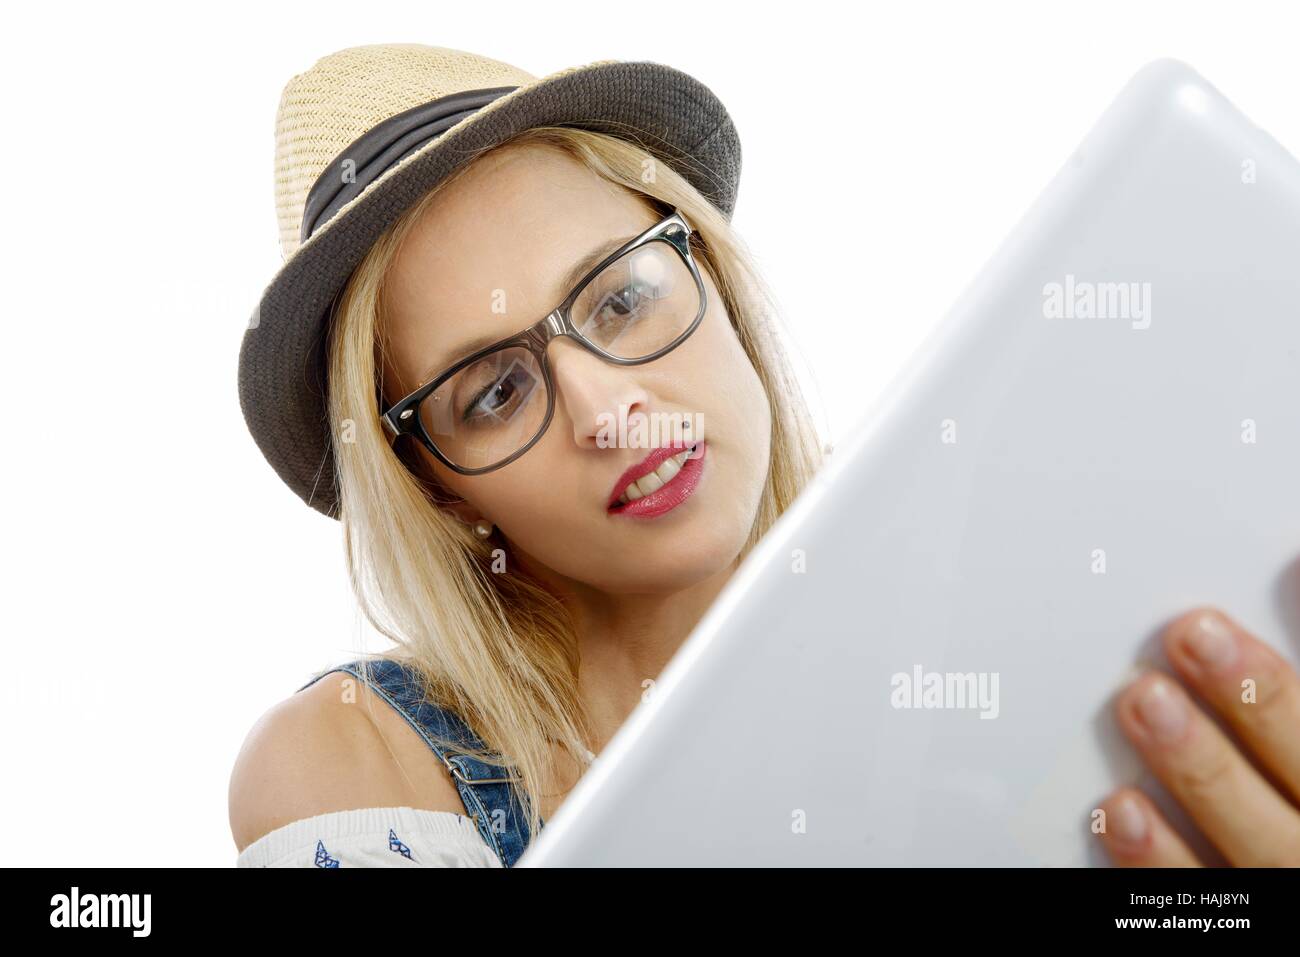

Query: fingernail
[1110,794,1149,845]
[1134,678,1188,743]
[1182,611,1238,672]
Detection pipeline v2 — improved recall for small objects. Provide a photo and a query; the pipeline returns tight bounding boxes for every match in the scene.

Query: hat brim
[238,59,741,518]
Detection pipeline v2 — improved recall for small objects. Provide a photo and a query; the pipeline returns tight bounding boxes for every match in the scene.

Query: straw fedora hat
[237,43,742,519]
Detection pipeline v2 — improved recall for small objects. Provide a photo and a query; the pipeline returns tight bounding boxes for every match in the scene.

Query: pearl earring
[473,519,494,539]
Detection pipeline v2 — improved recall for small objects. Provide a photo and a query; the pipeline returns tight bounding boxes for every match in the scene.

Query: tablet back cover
[520,60,1300,866]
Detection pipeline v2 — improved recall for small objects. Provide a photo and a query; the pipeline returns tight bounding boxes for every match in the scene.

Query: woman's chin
[590,534,748,595]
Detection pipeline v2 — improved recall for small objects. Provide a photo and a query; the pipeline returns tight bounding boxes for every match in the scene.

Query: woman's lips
[605,440,695,508]
[607,441,707,519]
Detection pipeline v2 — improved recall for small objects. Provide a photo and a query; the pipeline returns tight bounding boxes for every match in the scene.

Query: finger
[1163,607,1300,805]
[1116,671,1300,866]
[1097,788,1201,866]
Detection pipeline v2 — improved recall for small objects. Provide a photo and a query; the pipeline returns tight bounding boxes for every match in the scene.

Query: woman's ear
[442,498,482,526]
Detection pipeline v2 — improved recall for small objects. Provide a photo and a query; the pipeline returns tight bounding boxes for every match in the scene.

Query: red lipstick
[606,441,707,518]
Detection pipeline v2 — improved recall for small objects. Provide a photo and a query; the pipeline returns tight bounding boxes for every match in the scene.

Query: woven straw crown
[273,44,543,261]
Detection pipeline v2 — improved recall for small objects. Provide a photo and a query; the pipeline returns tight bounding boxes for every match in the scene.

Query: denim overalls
[296,657,543,867]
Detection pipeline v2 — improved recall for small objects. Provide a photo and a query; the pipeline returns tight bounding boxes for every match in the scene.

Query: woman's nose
[547,337,651,450]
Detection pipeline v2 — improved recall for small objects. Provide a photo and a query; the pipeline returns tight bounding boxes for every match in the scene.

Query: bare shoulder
[228,669,467,853]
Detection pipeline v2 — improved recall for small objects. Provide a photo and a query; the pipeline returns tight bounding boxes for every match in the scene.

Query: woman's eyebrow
[417,232,633,382]
[559,234,627,297]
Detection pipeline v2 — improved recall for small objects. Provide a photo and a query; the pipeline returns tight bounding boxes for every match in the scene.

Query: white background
[1,0,1296,865]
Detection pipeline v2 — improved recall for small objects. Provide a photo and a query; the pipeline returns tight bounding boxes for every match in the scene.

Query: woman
[232,43,822,868]
[230,44,1300,868]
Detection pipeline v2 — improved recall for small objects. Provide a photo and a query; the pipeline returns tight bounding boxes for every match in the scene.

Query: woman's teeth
[615,445,696,506]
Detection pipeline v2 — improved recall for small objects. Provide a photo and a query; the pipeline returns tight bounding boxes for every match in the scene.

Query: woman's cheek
[728,353,772,472]
[492,477,585,542]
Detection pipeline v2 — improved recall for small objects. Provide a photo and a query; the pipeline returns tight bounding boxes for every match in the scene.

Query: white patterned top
[238,748,597,867]
[236,805,503,868]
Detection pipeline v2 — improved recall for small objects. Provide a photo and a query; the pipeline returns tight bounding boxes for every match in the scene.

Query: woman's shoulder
[228,664,468,856]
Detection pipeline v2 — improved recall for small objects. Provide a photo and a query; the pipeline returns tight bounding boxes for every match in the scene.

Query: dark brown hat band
[299,85,520,243]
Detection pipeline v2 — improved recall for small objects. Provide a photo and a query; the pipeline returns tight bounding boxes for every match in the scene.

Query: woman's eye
[465,379,514,419]
[460,361,536,423]
[587,283,648,330]
[608,285,643,314]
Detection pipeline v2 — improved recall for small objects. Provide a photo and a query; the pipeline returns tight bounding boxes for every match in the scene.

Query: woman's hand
[1097,607,1300,866]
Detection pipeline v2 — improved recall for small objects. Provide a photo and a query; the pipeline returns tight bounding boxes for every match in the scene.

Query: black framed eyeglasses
[380,208,708,475]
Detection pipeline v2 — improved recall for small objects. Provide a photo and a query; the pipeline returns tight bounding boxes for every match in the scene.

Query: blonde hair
[325,125,826,840]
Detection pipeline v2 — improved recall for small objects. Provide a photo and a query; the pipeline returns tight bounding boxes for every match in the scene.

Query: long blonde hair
[325,125,826,839]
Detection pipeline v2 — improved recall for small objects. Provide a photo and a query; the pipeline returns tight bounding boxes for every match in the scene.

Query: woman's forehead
[395,147,649,293]
[381,143,656,379]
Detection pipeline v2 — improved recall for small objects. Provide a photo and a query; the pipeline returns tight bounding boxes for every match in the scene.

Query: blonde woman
[230,43,825,868]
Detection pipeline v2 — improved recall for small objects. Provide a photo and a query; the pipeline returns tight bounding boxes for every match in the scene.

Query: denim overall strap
[297,658,543,867]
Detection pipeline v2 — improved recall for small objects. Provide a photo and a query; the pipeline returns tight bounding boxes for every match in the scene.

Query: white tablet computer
[518,60,1300,866]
